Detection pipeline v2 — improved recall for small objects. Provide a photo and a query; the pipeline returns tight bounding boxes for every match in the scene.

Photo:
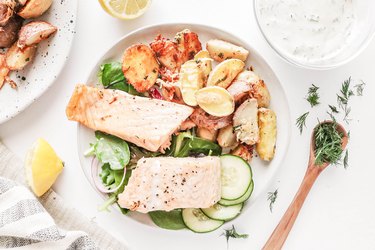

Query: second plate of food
[73,23,291,233]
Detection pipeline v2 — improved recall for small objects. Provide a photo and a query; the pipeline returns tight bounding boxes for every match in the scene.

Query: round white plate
[0,0,78,124]
[77,23,291,229]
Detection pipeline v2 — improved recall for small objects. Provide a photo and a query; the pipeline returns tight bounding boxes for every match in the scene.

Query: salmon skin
[118,156,221,213]
[66,84,194,152]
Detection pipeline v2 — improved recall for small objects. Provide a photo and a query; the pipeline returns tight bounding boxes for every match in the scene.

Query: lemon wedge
[25,138,64,197]
[195,86,235,117]
[99,0,152,20]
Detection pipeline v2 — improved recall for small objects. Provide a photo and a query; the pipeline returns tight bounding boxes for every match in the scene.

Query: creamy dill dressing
[256,0,358,65]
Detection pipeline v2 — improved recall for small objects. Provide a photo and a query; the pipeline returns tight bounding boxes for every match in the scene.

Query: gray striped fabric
[0,142,128,250]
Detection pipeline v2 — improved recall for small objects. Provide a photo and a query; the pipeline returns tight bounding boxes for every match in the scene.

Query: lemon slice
[99,0,152,20]
[25,138,64,197]
[195,86,235,117]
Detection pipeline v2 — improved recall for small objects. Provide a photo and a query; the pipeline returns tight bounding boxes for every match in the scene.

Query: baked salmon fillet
[118,156,221,213]
[66,84,194,152]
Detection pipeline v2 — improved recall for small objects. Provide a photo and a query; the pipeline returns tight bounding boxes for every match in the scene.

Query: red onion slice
[91,157,126,194]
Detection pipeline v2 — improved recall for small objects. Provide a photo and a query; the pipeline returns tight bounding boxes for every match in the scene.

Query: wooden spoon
[263,121,348,250]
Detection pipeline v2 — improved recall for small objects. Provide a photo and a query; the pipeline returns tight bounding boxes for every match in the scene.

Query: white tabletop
[1,1,374,249]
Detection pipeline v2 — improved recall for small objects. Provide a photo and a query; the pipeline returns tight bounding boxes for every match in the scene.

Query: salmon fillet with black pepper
[66,84,194,152]
[118,156,221,213]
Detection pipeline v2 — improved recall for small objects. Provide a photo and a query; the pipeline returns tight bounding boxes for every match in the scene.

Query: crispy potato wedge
[18,21,57,48]
[174,29,202,61]
[231,144,253,162]
[194,50,210,60]
[196,58,212,83]
[6,43,37,70]
[217,125,237,148]
[197,127,218,141]
[206,59,245,88]
[233,98,259,145]
[122,44,159,93]
[195,86,234,117]
[150,34,182,71]
[180,60,204,106]
[206,39,249,62]
[256,108,277,161]
[250,78,271,108]
[17,0,53,19]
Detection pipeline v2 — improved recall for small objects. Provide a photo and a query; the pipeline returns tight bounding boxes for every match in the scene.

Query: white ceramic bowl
[77,23,291,229]
[254,0,375,69]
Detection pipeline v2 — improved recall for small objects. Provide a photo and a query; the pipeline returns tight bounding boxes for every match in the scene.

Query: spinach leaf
[99,62,141,95]
[149,210,186,230]
[88,131,130,170]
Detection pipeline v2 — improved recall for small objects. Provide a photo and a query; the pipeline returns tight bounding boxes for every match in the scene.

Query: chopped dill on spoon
[313,122,344,166]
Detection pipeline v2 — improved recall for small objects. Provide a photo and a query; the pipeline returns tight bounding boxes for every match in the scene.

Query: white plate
[77,23,291,229]
[0,0,78,124]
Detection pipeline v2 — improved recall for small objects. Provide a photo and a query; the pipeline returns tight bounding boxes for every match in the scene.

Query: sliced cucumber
[182,208,224,233]
[220,155,252,200]
[201,203,243,221]
[219,180,254,206]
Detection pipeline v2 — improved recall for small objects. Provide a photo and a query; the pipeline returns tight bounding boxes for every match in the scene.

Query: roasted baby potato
[17,0,53,19]
[256,108,277,161]
[250,78,270,108]
[0,54,10,89]
[6,43,37,70]
[194,50,210,60]
[150,34,182,71]
[0,15,23,48]
[174,29,202,62]
[196,58,212,83]
[180,60,204,106]
[233,98,259,145]
[197,127,218,142]
[217,125,237,148]
[206,59,244,88]
[231,144,253,162]
[195,86,234,117]
[18,21,57,48]
[206,39,249,62]
[122,44,159,93]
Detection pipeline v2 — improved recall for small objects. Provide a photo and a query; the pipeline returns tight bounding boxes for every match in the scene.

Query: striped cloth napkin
[0,142,128,249]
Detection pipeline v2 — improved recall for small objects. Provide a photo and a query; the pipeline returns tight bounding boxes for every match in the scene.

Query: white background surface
[0,1,374,249]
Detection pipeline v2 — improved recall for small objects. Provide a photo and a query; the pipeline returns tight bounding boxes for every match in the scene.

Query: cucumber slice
[219,180,254,206]
[182,208,224,233]
[201,203,243,221]
[220,155,252,200]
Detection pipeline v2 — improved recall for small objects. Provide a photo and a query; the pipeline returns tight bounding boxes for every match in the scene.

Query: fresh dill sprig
[354,81,365,96]
[296,112,309,134]
[221,225,248,249]
[337,78,354,124]
[328,105,339,114]
[314,122,344,166]
[343,150,349,169]
[267,189,278,212]
[306,84,320,107]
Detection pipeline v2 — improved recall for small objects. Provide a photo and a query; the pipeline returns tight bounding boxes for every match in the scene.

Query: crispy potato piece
[217,125,237,148]
[6,43,37,70]
[257,108,277,161]
[206,59,244,88]
[206,39,249,62]
[250,78,270,108]
[17,21,57,48]
[233,98,259,145]
[194,50,210,60]
[231,144,254,162]
[180,60,204,106]
[175,29,202,62]
[197,127,218,142]
[150,34,182,71]
[122,44,159,93]
[0,54,10,89]
[17,0,53,19]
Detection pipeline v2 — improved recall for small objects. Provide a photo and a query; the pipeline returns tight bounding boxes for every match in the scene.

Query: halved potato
[180,60,204,106]
[6,43,37,70]
[197,58,212,83]
[194,50,210,60]
[17,0,53,19]
[250,78,271,108]
[233,98,259,145]
[206,59,245,88]
[122,44,159,93]
[18,21,57,48]
[257,108,277,161]
[206,39,249,62]
[197,127,218,142]
[217,125,237,148]
[195,86,234,117]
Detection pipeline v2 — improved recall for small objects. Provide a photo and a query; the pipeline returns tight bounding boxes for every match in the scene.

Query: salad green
[149,210,186,230]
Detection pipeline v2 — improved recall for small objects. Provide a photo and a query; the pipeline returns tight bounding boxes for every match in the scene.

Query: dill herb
[296,112,309,134]
[267,189,278,212]
[306,84,320,107]
[343,150,349,169]
[337,78,354,123]
[221,225,248,249]
[354,81,365,96]
[314,122,344,166]
[328,105,339,114]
